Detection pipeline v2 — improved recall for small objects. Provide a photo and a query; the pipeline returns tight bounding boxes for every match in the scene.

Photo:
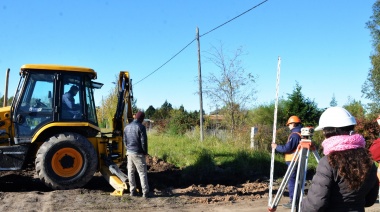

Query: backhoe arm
[112,71,134,136]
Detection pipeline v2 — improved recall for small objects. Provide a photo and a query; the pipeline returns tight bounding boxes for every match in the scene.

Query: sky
[0,0,375,114]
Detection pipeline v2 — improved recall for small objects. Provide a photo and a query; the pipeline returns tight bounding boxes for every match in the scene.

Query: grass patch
[148,133,301,184]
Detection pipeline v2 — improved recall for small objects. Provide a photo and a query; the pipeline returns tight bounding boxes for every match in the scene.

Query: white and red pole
[268,56,281,207]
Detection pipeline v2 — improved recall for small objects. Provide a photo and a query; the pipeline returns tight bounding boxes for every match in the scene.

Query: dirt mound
[146,155,178,172]
[172,182,269,204]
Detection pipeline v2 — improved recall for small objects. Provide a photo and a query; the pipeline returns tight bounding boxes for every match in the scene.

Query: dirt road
[0,156,379,211]
[0,178,379,212]
[0,171,273,211]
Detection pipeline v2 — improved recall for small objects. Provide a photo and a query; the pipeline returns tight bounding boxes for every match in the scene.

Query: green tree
[189,110,200,126]
[249,99,288,127]
[284,82,322,127]
[98,74,137,129]
[98,75,126,129]
[203,43,257,133]
[97,96,108,128]
[330,94,338,107]
[166,108,196,135]
[151,100,173,133]
[132,98,139,114]
[0,95,13,107]
[152,100,172,120]
[363,0,380,114]
[179,105,185,112]
[345,99,377,146]
[101,86,118,129]
[343,98,365,120]
[145,105,156,119]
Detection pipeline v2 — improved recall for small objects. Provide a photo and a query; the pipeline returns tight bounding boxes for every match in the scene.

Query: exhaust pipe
[3,68,10,107]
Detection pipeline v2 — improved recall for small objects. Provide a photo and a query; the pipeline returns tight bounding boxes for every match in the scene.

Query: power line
[133,0,268,86]
[133,39,196,85]
[200,0,268,38]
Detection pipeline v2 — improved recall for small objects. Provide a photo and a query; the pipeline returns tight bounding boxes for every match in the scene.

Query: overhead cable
[200,0,268,37]
[133,39,196,85]
[133,0,268,86]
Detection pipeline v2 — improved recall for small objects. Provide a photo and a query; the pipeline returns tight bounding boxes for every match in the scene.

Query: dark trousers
[286,161,297,201]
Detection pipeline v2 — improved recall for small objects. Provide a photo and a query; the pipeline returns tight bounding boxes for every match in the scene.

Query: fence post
[250,127,258,149]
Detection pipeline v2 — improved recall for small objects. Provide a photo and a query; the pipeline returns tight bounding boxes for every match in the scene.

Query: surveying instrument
[268,127,321,212]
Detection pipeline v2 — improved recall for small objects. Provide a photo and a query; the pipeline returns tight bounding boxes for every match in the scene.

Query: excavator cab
[12,66,101,144]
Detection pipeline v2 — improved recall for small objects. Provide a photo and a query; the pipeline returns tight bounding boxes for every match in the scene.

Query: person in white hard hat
[301,107,378,211]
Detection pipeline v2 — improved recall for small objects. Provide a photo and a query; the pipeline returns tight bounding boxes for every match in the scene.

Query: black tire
[35,133,98,190]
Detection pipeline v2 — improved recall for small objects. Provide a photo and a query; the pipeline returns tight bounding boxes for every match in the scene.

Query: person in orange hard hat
[271,115,302,209]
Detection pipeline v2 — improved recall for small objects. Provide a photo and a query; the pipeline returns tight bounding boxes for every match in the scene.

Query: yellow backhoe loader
[0,64,133,196]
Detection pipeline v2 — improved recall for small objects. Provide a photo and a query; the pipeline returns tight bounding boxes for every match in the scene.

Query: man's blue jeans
[286,161,297,201]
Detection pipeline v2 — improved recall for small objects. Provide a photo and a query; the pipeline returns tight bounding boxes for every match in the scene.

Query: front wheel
[35,133,98,190]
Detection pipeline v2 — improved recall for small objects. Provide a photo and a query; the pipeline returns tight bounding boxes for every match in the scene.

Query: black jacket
[301,155,379,212]
[123,120,148,155]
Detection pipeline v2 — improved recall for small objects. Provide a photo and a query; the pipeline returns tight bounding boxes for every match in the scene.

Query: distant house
[206,114,224,129]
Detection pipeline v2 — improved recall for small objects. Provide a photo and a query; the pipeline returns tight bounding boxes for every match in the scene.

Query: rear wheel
[35,133,98,190]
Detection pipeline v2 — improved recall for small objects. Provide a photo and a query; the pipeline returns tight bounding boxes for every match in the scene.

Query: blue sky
[0,1,375,113]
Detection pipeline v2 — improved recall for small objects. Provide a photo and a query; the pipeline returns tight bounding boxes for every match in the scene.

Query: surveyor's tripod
[268,134,320,212]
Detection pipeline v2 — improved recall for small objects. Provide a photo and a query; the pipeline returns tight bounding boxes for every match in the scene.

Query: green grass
[148,132,320,183]
[148,133,255,167]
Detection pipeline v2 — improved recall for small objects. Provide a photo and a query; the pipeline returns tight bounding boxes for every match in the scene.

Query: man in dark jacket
[271,115,302,209]
[62,85,81,119]
[62,85,79,110]
[124,111,150,198]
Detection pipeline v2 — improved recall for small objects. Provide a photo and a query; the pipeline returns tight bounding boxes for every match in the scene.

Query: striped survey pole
[268,56,281,207]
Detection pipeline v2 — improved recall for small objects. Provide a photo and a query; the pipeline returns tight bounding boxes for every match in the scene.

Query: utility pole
[196,27,204,141]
